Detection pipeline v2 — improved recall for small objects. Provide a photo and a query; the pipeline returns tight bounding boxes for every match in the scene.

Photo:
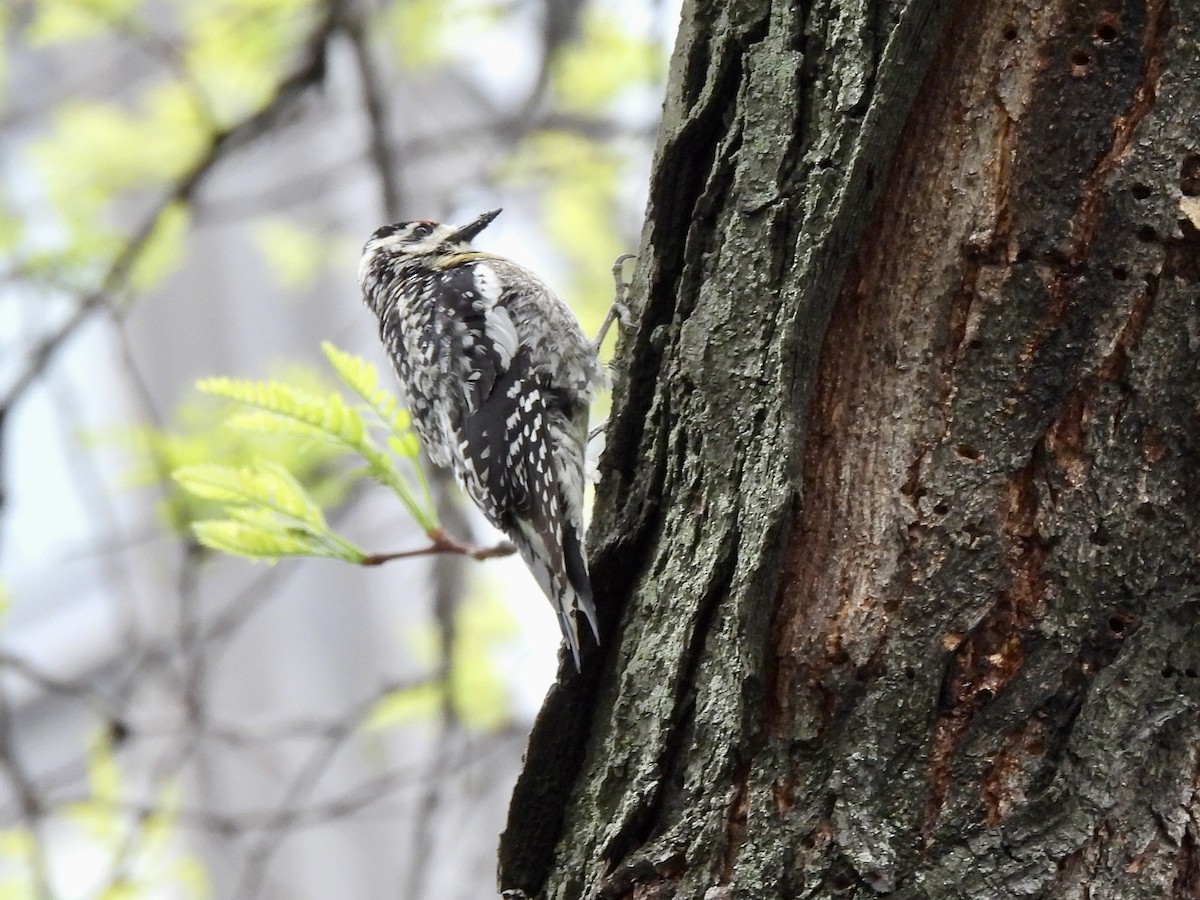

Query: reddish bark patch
[1019,0,1170,383]
[717,765,751,885]
[1045,388,1091,485]
[980,714,1049,826]
[1174,820,1200,898]
[921,463,1048,849]
[1097,275,1156,383]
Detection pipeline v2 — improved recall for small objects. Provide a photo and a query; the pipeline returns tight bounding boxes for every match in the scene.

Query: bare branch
[360,528,516,566]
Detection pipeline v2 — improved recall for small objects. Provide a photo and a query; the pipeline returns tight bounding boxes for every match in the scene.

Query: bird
[358,208,619,669]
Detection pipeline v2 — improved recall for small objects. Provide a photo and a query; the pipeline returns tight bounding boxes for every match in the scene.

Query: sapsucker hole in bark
[1180,155,1200,196]
[1094,21,1119,43]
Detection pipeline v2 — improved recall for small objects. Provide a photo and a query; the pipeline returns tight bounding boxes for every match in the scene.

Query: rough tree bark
[502,0,1200,897]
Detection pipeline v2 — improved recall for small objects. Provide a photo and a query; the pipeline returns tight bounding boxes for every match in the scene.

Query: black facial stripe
[369,223,402,242]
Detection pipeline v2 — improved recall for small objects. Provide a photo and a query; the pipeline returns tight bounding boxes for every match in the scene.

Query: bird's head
[358,208,501,301]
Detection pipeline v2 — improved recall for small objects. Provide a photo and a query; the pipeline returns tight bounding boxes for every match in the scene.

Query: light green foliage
[365,679,444,728]
[384,0,450,68]
[173,344,435,562]
[0,829,38,899]
[0,187,18,258]
[253,218,330,288]
[26,84,209,286]
[183,0,321,122]
[449,589,519,730]
[366,590,517,732]
[551,8,661,112]
[503,130,626,337]
[175,461,365,562]
[0,732,215,899]
[31,87,209,211]
[0,7,8,98]
[25,0,144,46]
[18,0,320,288]
[129,201,190,290]
[104,364,350,534]
[383,0,495,70]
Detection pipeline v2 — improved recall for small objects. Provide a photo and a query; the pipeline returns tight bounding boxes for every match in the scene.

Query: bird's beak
[449,208,502,243]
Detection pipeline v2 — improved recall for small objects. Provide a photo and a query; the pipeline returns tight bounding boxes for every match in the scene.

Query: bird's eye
[410,223,434,239]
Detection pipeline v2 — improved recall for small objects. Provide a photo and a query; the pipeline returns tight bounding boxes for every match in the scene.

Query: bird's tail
[511,515,598,671]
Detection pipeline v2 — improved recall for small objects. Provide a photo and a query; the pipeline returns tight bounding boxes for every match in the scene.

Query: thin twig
[360,528,516,566]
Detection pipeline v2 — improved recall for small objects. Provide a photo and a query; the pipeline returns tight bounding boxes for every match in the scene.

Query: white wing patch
[485,305,518,369]
[473,264,518,368]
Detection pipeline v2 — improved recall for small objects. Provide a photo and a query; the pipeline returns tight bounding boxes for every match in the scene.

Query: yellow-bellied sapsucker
[358,208,605,669]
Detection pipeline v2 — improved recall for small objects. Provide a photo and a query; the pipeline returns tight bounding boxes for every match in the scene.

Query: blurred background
[0,0,676,896]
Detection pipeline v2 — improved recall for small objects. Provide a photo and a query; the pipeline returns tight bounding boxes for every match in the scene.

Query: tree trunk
[501,0,1200,897]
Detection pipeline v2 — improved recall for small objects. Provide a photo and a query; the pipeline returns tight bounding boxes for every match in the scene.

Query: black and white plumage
[358,208,603,669]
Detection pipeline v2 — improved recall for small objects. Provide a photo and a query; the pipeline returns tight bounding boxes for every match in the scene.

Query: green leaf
[25,0,143,46]
[129,201,190,290]
[99,369,352,536]
[183,0,321,122]
[321,342,379,402]
[502,130,625,334]
[174,461,365,562]
[191,519,354,561]
[550,9,661,112]
[28,85,211,280]
[32,86,211,203]
[365,591,518,734]
[0,830,34,864]
[364,680,445,730]
[173,461,325,530]
[66,731,123,840]
[87,730,121,805]
[253,218,327,288]
[384,0,452,69]
[198,378,368,446]
[387,432,421,459]
[199,370,436,529]
[448,591,517,731]
[321,342,413,437]
[97,881,137,900]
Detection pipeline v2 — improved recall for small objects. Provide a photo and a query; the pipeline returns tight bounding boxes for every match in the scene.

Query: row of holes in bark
[923,501,1158,529]
[1000,20,1119,46]
[998,15,1118,51]
[1127,161,1200,206]
[897,631,1190,681]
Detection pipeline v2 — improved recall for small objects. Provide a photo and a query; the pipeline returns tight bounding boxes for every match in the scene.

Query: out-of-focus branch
[231,684,400,899]
[0,2,341,522]
[344,5,404,219]
[192,111,656,226]
[0,684,52,898]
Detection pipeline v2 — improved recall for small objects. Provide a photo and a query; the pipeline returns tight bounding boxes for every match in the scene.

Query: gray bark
[502,0,1200,897]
